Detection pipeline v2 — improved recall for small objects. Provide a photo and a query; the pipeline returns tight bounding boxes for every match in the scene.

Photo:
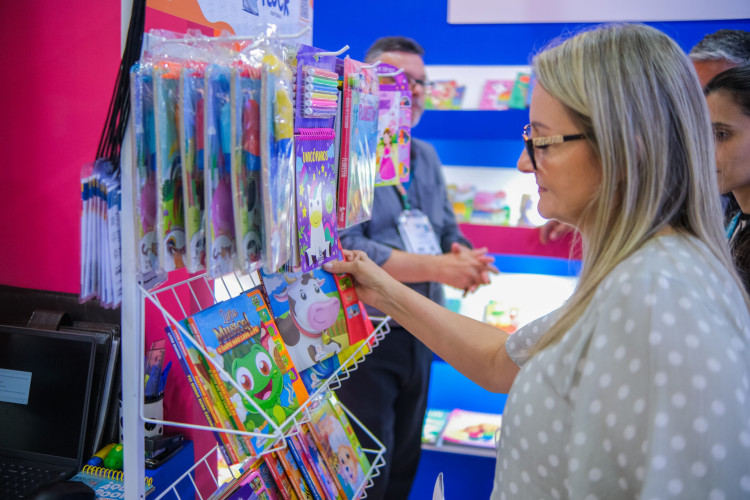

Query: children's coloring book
[276,444,317,500]
[478,79,514,111]
[440,408,502,449]
[299,423,343,500]
[295,128,340,271]
[260,267,353,373]
[185,288,309,454]
[374,62,411,187]
[165,324,243,466]
[308,392,371,498]
[154,60,186,272]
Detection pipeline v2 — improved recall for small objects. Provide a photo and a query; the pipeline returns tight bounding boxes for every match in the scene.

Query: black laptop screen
[0,326,96,461]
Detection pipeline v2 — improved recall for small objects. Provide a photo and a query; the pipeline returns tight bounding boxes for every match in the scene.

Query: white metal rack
[120,68,388,500]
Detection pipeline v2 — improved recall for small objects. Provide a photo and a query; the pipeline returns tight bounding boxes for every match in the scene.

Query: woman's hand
[324,250,399,312]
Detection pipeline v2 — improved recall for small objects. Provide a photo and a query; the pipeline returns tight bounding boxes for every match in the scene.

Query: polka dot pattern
[493,235,750,500]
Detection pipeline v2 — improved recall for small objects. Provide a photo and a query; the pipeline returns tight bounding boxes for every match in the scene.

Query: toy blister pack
[373,63,411,187]
[230,57,263,275]
[179,60,208,273]
[204,63,237,278]
[337,57,380,229]
[260,49,296,272]
[154,60,187,272]
[294,45,340,131]
[130,62,164,287]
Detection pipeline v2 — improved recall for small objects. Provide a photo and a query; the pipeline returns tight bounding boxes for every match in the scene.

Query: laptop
[0,325,97,499]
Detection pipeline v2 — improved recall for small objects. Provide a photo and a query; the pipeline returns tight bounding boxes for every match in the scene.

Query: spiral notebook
[0,325,97,499]
[69,464,154,499]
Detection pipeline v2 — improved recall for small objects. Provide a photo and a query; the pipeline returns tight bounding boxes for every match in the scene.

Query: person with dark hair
[328,24,750,499]
[334,35,498,499]
[705,64,750,294]
[689,29,750,86]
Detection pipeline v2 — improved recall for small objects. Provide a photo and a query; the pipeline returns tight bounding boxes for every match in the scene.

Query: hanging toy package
[337,57,380,229]
[230,46,264,275]
[375,62,411,185]
[292,45,342,272]
[130,61,165,288]
[153,58,187,273]
[178,43,209,274]
[260,42,295,272]
[204,61,237,278]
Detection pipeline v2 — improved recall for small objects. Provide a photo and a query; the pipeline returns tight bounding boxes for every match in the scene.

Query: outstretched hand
[324,250,397,310]
[441,243,500,296]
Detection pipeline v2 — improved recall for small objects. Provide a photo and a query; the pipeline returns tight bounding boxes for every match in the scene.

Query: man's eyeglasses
[522,124,586,170]
[407,75,428,89]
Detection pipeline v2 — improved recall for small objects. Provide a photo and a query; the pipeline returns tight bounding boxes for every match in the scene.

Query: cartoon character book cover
[259,267,352,373]
[295,128,340,272]
[308,392,371,498]
[440,408,503,449]
[185,288,309,454]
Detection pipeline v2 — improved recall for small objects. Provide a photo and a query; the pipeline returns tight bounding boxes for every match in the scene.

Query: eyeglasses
[522,124,586,170]
[407,75,428,89]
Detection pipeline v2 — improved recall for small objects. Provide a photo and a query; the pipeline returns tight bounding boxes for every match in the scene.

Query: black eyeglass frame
[522,124,586,170]
[407,75,428,88]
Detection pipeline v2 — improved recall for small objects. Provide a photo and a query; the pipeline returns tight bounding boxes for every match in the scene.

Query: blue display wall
[312,4,749,64]
[312,6,749,500]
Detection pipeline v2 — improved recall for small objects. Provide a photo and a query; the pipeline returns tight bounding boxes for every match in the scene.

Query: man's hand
[539,220,575,244]
[438,243,499,295]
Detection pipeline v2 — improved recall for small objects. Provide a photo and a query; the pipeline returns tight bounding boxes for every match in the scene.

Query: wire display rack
[135,269,389,498]
[152,401,386,500]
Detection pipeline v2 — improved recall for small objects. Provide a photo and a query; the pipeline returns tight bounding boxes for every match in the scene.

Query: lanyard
[394,183,410,211]
[726,212,742,240]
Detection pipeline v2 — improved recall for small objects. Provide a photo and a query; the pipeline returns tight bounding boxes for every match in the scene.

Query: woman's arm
[325,250,519,392]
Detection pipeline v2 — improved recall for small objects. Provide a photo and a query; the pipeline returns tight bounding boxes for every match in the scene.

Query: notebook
[0,325,98,499]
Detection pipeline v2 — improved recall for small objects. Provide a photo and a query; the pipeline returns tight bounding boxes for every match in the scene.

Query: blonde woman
[327,24,750,499]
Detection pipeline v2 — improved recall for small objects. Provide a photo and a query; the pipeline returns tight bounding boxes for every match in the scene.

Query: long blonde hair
[531,24,749,353]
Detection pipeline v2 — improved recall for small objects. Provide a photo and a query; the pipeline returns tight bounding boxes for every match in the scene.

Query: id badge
[397,209,442,255]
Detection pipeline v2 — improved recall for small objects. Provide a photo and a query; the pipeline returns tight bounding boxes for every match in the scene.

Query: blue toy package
[204,63,237,278]
[179,60,207,273]
[260,51,295,272]
[130,62,164,287]
[230,62,263,275]
[154,60,186,273]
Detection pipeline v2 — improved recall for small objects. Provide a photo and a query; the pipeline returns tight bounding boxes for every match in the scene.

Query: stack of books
[421,408,503,458]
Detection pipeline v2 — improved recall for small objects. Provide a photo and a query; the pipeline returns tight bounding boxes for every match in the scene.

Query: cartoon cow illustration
[274,273,341,371]
[305,183,332,267]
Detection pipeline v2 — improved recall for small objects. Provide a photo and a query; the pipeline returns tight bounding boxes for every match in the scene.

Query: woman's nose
[517,148,534,173]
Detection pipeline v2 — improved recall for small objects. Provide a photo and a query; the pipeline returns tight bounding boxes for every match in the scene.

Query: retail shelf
[138,269,391,457]
[152,401,387,500]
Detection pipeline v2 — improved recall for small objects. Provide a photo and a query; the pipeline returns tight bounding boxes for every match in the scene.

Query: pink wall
[0,1,121,294]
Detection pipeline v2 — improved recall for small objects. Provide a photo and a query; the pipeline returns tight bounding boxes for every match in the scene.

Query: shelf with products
[121,263,390,499]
